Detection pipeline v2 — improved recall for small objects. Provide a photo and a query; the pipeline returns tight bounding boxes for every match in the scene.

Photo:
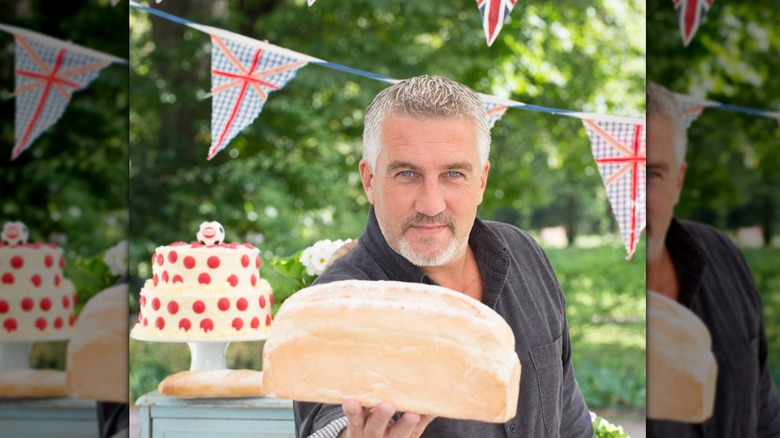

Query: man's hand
[341,399,436,438]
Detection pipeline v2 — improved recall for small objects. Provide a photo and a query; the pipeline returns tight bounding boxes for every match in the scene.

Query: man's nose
[415,179,446,217]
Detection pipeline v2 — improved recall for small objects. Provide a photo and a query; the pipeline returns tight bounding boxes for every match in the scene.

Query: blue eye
[398,170,414,178]
[446,171,463,178]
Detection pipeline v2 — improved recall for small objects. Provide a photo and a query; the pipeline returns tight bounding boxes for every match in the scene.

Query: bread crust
[0,369,67,398]
[158,369,265,398]
[647,290,717,422]
[262,280,521,423]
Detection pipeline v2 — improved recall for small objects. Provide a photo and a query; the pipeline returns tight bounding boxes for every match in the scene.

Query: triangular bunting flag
[476,0,517,47]
[679,101,705,129]
[673,0,714,46]
[673,93,718,129]
[583,120,646,260]
[208,35,307,160]
[483,102,508,129]
[308,0,316,5]
[0,24,122,160]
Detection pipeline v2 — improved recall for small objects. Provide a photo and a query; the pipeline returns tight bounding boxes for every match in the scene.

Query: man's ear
[672,161,686,205]
[359,159,375,205]
[477,160,490,205]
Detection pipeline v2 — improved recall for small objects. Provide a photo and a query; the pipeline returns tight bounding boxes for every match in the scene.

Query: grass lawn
[741,247,780,389]
[544,235,646,410]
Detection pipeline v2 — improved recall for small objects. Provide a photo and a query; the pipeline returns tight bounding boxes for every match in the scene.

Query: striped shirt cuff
[307,416,348,438]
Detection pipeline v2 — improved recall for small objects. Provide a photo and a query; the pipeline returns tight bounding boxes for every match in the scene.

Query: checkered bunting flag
[679,101,705,129]
[476,0,517,47]
[208,35,307,160]
[673,0,714,46]
[583,120,646,260]
[10,33,112,160]
[483,102,508,129]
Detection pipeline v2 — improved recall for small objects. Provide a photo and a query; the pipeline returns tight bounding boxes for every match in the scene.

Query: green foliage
[741,247,780,389]
[592,414,630,438]
[547,237,646,409]
[270,250,315,290]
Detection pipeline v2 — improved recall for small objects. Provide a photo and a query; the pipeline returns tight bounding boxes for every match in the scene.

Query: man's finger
[342,399,366,438]
[386,412,420,438]
[364,402,395,437]
[410,414,436,438]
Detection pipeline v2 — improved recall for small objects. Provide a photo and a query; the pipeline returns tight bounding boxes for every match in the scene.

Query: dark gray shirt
[294,208,594,438]
[647,219,780,437]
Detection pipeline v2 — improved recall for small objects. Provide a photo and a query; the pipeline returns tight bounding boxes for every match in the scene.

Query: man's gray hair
[647,81,687,165]
[362,75,491,169]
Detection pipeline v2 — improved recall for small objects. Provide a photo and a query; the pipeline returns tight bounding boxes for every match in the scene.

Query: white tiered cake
[0,221,77,340]
[132,221,274,339]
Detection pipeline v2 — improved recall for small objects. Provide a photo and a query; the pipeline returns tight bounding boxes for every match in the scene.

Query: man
[646,81,780,436]
[294,75,594,438]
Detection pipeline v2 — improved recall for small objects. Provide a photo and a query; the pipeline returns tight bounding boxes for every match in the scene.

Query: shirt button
[510,424,517,433]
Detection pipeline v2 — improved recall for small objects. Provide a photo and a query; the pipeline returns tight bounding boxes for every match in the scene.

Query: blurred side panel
[0,1,129,437]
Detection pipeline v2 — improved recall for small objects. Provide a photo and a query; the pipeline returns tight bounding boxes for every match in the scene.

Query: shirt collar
[361,206,510,308]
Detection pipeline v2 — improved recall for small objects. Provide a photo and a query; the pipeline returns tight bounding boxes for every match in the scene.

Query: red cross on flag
[208,34,308,160]
[583,120,646,260]
[476,0,518,47]
[0,24,125,160]
[673,0,714,46]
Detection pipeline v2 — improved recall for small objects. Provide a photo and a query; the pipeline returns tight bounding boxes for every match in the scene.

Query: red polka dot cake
[0,221,76,340]
[132,221,274,339]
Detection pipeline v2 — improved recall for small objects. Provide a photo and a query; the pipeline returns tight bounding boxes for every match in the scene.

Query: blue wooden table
[136,391,295,438]
[0,396,99,438]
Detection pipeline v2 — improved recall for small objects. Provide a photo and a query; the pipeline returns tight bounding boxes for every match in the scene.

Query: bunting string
[674,93,780,128]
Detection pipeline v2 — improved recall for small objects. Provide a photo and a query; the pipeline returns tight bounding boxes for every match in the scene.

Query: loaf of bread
[158,369,265,398]
[647,289,717,423]
[65,284,128,403]
[0,369,67,398]
[262,279,521,423]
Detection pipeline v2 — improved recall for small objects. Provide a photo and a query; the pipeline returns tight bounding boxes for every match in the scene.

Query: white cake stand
[0,332,71,370]
[131,331,269,371]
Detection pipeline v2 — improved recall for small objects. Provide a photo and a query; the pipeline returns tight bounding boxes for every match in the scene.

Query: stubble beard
[395,213,461,267]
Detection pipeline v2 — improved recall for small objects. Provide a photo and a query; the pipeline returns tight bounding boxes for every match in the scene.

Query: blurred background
[128,0,646,431]
[0,0,128,370]
[647,0,780,391]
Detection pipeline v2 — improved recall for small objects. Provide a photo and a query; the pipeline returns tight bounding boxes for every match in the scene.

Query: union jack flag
[476,0,517,47]
[673,0,714,46]
[208,35,307,160]
[483,102,508,129]
[583,120,646,260]
[9,31,113,160]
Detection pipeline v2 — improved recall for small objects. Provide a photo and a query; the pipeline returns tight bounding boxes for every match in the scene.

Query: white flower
[104,240,129,277]
[300,238,352,276]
